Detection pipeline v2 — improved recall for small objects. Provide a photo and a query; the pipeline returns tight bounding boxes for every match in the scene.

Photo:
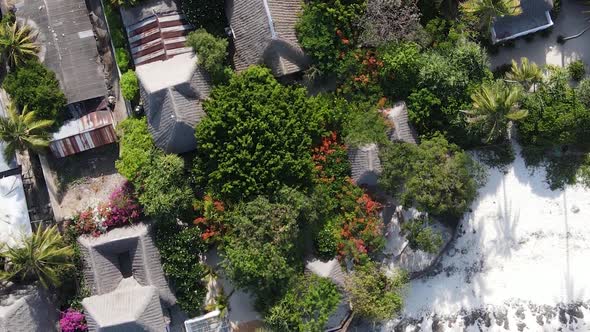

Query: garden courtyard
[388,142,590,331]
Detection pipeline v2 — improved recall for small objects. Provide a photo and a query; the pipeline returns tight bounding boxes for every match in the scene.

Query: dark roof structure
[136,53,211,154]
[0,284,58,332]
[13,0,106,104]
[227,0,308,77]
[78,223,176,307]
[385,101,418,145]
[492,0,553,43]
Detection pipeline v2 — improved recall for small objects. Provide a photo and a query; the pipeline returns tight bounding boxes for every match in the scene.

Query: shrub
[3,59,67,124]
[192,193,226,243]
[180,0,226,36]
[265,275,341,331]
[568,60,585,81]
[194,66,330,202]
[115,48,130,72]
[345,262,408,321]
[115,118,154,181]
[59,309,87,332]
[378,42,423,99]
[103,2,126,48]
[379,136,482,218]
[120,70,139,101]
[186,29,228,82]
[296,0,365,75]
[401,216,444,254]
[154,221,207,316]
[222,194,305,310]
[315,217,339,260]
[69,182,142,237]
[342,105,390,148]
[577,78,590,108]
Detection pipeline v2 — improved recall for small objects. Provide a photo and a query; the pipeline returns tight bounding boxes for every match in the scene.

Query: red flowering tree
[193,194,225,243]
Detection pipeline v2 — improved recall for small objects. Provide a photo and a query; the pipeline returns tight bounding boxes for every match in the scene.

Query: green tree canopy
[379,136,482,218]
[0,20,39,70]
[120,70,139,101]
[265,275,341,331]
[345,262,407,321]
[194,66,330,202]
[186,29,228,82]
[222,192,306,310]
[3,59,67,124]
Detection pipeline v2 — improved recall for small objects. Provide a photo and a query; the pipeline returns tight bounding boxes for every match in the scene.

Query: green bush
[180,0,226,36]
[296,0,365,75]
[194,66,331,202]
[577,78,590,108]
[379,136,482,218]
[186,29,228,82]
[3,59,67,125]
[103,2,126,48]
[342,104,390,148]
[568,60,586,81]
[222,194,304,310]
[378,42,423,99]
[345,261,408,321]
[154,221,207,316]
[115,48,130,72]
[120,70,139,101]
[265,275,341,331]
[115,118,154,181]
[401,216,444,254]
[315,217,339,260]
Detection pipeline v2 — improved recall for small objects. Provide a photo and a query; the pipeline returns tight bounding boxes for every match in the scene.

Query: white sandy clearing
[387,144,590,331]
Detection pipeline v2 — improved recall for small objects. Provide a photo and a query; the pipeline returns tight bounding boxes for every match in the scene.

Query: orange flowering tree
[193,194,226,243]
[311,132,385,263]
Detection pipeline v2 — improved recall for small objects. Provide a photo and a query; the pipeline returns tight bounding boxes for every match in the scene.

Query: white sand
[388,144,590,330]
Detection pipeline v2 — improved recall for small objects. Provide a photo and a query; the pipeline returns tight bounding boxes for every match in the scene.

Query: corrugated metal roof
[15,0,107,104]
[50,110,116,158]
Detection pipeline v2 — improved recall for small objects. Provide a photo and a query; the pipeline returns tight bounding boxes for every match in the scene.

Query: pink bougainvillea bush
[68,181,142,237]
[59,309,87,332]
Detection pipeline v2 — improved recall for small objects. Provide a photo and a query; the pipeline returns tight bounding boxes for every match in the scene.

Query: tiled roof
[348,143,382,187]
[14,0,106,104]
[227,0,308,76]
[385,101,419,145]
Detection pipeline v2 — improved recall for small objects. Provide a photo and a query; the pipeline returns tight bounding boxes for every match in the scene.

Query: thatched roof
[0,285,58,332]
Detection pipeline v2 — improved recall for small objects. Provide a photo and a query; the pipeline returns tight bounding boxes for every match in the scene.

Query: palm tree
[0,103,54,163]
[461,0,522,33]
[463,80,528,143]
[0,20,39,69]
[0,225,74,288]
[505,57,543,92]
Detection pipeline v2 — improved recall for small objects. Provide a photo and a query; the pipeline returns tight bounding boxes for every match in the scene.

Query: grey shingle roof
[348,143,382,187]
[136,53,211,154]
[0,285,58,332]
[78,223,176,307]
[385,101,418,145]
[14,0,106,104]
[184,310,230,332]
[83,277,166,332]
[227,0,308,77]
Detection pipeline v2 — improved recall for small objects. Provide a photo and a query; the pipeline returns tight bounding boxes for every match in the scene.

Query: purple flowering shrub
[69,181,142,237]
[59,309,87,332]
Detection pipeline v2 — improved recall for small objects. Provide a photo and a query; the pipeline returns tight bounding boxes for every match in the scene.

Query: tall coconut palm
[0,21,39,70]
[461,0,522,33]
[0,103,54,163]
[463,80,528,143]
[505,57,543,92]
[0,225,74,289]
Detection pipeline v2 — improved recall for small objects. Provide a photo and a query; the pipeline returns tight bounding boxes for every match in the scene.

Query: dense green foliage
[194,67,330,202]
[103,2,126,50]
[380,136,481,218]
[180,0,226,36]
[222,191,306,310]
[154,221,207,315]
[0,20,40,70]
[401,217,444,254]
[116,118,195,218]
[3,59,67,124]
[186,29,228,82]
[120,70,139,101]
[265,275,341,331]
[345,262,407,321]
[568,60,586,81]
[115,48,130,72]
[342,105,390,147]
[296,0,365,75]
